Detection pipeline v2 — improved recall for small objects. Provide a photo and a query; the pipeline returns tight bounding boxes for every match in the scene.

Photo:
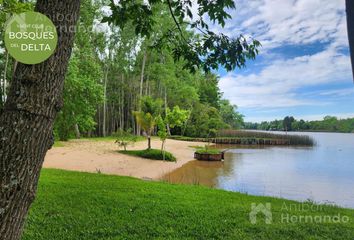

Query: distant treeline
[244,116,354,133]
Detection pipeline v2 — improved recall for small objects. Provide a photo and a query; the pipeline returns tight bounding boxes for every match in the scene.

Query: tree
[283,116,295,132]
[156,115,168,157]
[103,0,260,73]
[0,1,81,239]
[134,96,162,149]
[114,129,138,151]
[184,103,226,137]
[134,111,156,149]
[165,106,189,135]
[0,1,259,238]
[346,0,354,81]
[198,74,221,108]
[54,0,104,140]
[54,56,103,140]
[219,99,244,129]
[0,0,33,109]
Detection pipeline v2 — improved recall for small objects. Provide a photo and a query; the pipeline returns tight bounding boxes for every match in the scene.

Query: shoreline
[43,138,205,180]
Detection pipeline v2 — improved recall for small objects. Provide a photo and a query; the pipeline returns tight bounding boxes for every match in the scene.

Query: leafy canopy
[103,0,261,73]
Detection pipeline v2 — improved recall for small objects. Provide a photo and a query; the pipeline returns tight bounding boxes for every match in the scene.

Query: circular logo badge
[4,12,58,65]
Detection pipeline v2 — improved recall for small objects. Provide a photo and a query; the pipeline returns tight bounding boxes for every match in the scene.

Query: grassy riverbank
[23,169,353,239]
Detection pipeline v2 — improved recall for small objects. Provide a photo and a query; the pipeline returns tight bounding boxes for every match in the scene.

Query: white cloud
[319,88,354,97]
[220,0,348,51]
[220,45,352,108]
[216,0,352,111]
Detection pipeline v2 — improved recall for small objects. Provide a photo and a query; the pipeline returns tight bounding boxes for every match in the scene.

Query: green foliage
[157,116,167,142]
[0,0,250,141]
[0,0,33,15]
[184,103,227,138]
[156,115,168,159]
[46,1,248,141]
[140,96,163,117]
[166,106,190,129]
[219,99,244,129]
[198,73,221,108]
[119,149,176,162]
[195,146,221,154]
[0,0,34,108]
[283,116,295,131]
[23,169,354,239]
[53,0,104,141]
[103,0,260,73]
[134,97,163,136]
[134,96,163,149]
[134,111,155,135]
[54,56,103,141]
[114,129,138,151]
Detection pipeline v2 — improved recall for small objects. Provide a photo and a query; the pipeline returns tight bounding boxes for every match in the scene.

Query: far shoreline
[244,129,354,134]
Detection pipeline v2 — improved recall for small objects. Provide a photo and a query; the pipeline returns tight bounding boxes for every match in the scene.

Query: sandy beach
[43,139,204,180]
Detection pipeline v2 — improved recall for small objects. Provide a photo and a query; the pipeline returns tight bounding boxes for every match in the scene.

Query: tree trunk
[182,107,192,136]
[164,86,171,135]
[121,73,125,130]
[137,50,147,136]
[0,1,81,239]
[2,51,9,103]
[148,136,151,150]
[73,112,81,139]
[139,51,147,98]
[346,0,354,81]
[74,123,81,139]
[102,66,108,137]
[145,74,149,96]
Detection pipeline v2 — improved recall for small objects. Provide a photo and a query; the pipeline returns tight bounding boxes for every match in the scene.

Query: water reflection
[163,132,354,208]
[163,161,224,187]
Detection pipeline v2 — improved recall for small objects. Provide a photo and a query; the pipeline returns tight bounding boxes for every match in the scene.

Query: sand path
[43,139,203,180]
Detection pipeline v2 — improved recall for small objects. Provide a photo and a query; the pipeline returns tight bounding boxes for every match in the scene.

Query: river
[163,132,354,208]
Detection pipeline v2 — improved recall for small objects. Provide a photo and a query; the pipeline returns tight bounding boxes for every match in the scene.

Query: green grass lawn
[23,169,354,240]
[119,149,176,162]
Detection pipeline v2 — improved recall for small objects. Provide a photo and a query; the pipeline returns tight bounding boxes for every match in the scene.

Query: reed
[169,130,315,146]
[217,129,315,146]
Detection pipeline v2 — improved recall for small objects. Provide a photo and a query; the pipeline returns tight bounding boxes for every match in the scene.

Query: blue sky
[213,0,354,122]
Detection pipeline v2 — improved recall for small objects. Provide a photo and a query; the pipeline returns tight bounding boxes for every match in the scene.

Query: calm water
[164,132,354,208]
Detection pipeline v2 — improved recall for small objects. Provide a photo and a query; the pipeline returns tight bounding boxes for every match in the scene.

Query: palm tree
[134,111,156,150]
[134,96,163,150]
[346,0,354,81]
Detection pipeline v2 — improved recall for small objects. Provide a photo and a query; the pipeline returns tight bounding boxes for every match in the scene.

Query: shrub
[114,129,138,151]
[195,148,221,154]
[119,149,176,162]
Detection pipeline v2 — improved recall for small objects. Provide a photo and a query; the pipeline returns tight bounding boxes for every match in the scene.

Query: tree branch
[166,0,192,47]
